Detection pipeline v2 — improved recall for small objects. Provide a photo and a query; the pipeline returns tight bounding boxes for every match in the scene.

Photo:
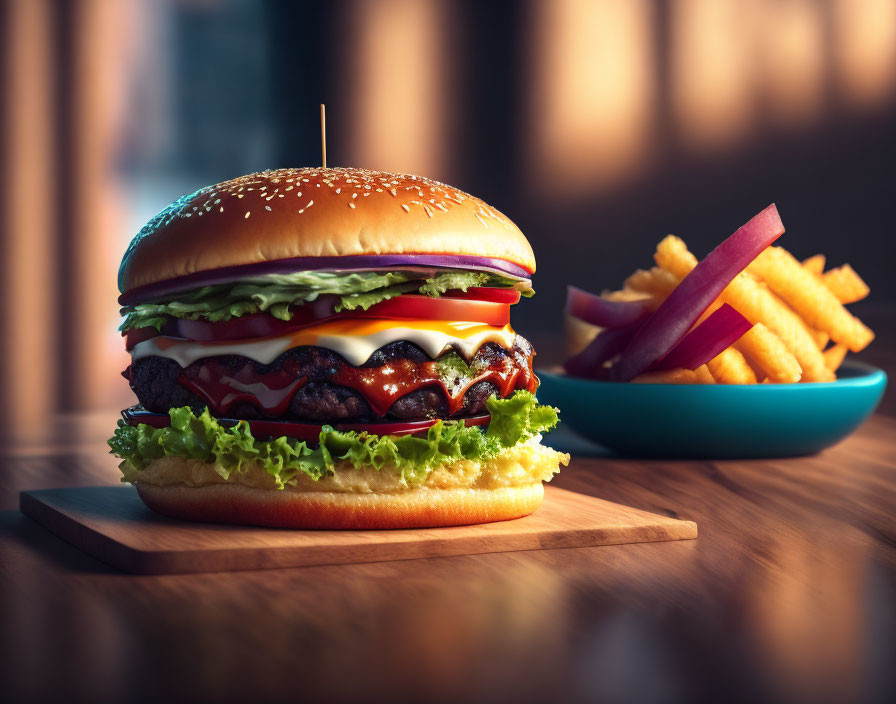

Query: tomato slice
[122,408,490,440]
[443,287,521,304]
[125,295,510,348]
[361,296,509,326]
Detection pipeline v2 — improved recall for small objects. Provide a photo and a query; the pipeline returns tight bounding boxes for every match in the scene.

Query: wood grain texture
[18,485,697,574]
[0,334,893,704]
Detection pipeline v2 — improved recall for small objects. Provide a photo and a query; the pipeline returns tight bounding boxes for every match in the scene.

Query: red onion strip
[612,204,784,381]
[563,319,646,380]
[566,285,651,329]
[120,254,532,304]
[651,304,753,371]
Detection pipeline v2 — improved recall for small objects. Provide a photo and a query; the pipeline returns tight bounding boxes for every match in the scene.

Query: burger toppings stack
[110,167,568,529]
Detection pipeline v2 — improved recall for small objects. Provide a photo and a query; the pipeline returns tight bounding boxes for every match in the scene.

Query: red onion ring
[119,254,533,304]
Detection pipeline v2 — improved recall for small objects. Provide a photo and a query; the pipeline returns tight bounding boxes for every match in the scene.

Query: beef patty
[127,338,536,423]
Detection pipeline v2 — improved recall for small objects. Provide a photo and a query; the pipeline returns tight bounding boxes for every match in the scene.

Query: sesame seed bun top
[118,167,536,295]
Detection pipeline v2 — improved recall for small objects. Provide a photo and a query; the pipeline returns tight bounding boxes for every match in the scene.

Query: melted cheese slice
[130,319,518,368]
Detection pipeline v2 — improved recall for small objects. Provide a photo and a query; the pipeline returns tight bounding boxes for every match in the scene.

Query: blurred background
[2,0,894,442]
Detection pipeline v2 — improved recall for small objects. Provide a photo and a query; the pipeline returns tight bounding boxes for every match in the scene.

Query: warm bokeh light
[833,0,896,107]
[346,0,449,180]
[755,0,825,125]
[1,0,895,432]
[2,0,56,440]
[528,0,655,195]
[672,0,755,149]
[70,0,135,411]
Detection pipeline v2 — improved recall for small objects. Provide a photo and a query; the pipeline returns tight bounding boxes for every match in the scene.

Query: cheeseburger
[110,167,568,529]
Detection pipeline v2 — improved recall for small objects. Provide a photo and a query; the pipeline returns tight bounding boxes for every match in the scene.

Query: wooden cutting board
[19,485,697,574]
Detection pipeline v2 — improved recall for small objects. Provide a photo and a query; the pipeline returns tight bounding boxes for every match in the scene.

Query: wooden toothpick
[320,104,327,168]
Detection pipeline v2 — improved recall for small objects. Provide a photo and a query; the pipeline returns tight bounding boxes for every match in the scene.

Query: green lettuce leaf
[416,271,488,296]
[109,391,558,489]
[120,269,533,332]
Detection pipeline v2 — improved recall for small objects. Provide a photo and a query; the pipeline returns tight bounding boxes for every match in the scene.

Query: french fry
[694,364,716,384]
[736,323,802,383]
[632,368,705,384]
[624,267,680,299]
[822,265,869,304]
[707,346,758,384]
[748,247,874,352]
[766,287,836,362]
[602,289,654,303]
[808,329,829,349]
[565,229,873,385]
[823,343,848,373]
[564,312,601,359]
[802,254,826,276]
[656,236,830,381]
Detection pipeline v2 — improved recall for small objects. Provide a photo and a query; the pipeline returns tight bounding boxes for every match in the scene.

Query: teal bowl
[537,361,887,458]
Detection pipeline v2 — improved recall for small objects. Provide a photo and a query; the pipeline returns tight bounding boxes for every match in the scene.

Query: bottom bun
[135,482,545,529]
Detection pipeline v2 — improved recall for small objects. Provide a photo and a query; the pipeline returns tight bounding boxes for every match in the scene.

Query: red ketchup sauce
[176,352,537,419]
[178,362,306,417]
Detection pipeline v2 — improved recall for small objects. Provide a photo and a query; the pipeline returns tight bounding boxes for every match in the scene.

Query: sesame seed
[219,206,224,212]
[349,203,356,209]
[265,205,272,211]
[401,204,410,213]
[245,211,251,218]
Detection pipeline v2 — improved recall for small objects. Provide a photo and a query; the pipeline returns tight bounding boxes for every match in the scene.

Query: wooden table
[1,334,894,703]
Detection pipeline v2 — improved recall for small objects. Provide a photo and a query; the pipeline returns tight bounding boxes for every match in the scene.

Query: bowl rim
[537,360,887,391]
